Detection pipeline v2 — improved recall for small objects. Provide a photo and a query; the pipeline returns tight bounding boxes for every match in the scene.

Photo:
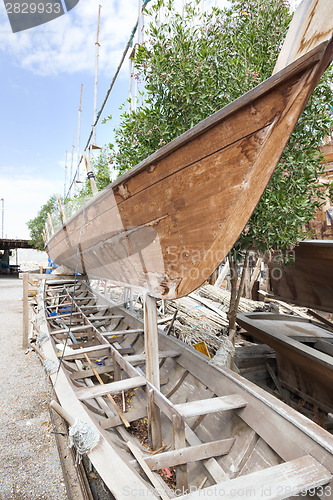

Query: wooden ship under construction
[46,0,333,301]
[36,0,333,498]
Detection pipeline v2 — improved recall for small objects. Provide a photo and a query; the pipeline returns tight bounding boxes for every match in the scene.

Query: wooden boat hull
[46,38,333,300]
[237,312,333,413]
[269,240,333,312]
[37,279,333,499]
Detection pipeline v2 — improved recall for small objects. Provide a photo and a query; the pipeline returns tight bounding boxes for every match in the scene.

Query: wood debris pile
[163,284,267,352]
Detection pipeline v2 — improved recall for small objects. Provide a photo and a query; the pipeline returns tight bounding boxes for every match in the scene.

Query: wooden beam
[47,212,54,234]
[88,315,125,321]
[145,438,235,470]
[147,388,162,451]
[76,376,146,401]
[61,344,110,360]
[103,329,143,336]
[144,295,163,451]
[101,406,147,430]
[174,394,247,418]
[82,352,130,428]
[214,259,230,287]
[51,324,94,335]
[144,295,160,389]
[124,350,180,364]
[56,194,66,223]
[173,413,188,493]
[176,455,332,500]
[126,441,170,500]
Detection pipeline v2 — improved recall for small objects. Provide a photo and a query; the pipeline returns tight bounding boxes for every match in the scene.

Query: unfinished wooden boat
[36,278,333,499]
[269,240,333,312]
[237,312,333,414]
[46,0,333,300]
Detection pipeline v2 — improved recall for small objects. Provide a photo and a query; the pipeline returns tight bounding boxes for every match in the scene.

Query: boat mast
[77,84,83,184]
[64,150,68,199]
[69,126,76,197]
[83,151,98,196]
[92,5,102,147]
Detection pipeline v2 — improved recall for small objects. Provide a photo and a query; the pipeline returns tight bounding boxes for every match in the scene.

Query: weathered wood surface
[273,0,333,74]
[76,375,146,401]
[177,455,332,500]
[144,438,235,471]
[39,277,333,499]
[46,29,333,300]
[237,312,333,412]
[174,394,247,418]
[269,240,333,312]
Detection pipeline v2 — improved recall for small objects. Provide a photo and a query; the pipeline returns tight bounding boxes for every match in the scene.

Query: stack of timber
[164,285,267,352]
[35,278,333,499]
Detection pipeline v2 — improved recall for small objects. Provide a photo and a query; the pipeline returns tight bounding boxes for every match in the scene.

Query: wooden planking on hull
[46,34,333,299]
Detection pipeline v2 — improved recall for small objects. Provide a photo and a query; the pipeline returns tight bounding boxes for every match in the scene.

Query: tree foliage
[104,0,333,334]
[106,0,333,253]
[26,195,58,250]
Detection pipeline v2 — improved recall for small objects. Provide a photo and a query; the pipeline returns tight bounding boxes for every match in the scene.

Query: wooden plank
[174,395,247,418]
[145,438,235,471]
[82,352,130,427]
[76,376,146,401]
[100,406,147,430]
[51,324,94,335]
[112,351,121,382]
[47,312,81,320]
[126,441,171,500]
[70,363,114,380]
[144,295,160,389]
[88,315,124,321]
[189,293,228,321]
[148,388,162,451]
[103,329,144,336]
[173,413,188,493]
[314,339,333,357]
[177,455,332,500]
[148,383,179,422]
[61,344,110,360]
[230,430,258,478]
[266,363,289,402]
[124,350,180,364]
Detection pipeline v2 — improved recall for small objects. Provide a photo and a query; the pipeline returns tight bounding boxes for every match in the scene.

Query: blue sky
[0,0,139,238]
[0,0,301,240]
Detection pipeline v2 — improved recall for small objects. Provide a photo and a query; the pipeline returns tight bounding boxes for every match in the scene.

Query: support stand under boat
[144,294,162,450]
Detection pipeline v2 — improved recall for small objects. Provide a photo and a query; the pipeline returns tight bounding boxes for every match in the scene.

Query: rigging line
[66,20,139,198]
[54,191,88,387]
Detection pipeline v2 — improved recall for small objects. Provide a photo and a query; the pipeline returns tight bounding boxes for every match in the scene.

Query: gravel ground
[0,277,67,500]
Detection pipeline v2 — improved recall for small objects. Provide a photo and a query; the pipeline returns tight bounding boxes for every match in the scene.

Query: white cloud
[0,0,139,76]
[0,0,232,77]
[0,173,63,239]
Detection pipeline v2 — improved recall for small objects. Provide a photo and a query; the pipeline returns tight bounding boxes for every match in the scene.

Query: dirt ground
[0,276,67,500]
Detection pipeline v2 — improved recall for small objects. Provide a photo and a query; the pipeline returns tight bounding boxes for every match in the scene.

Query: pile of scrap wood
[163,284,311,354]
[163,284,267,352]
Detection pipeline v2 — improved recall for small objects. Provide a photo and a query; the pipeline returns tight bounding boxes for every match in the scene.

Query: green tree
[27,195,58,250]
[105,0,333,336]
